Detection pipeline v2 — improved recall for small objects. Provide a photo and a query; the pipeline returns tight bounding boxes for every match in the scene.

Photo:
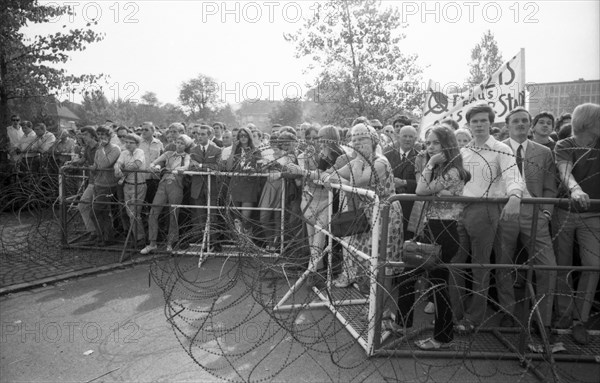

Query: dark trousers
[396,219,458,343]
[92,185,118,242]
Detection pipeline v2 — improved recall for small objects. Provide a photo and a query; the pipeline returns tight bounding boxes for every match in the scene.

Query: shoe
[414,337,454,350]
[166,244,173,252]
[424,302,435,314]
[140,244,157,255]
[572,322,589,345]
[455,319,476,334]
[382,319,404,335]
[333,273,354,288]
[499,313,516,328]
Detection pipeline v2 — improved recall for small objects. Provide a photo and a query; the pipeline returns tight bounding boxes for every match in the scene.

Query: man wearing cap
[114,133,147,246]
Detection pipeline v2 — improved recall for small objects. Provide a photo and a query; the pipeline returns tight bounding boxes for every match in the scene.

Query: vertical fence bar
[59,167,67,246]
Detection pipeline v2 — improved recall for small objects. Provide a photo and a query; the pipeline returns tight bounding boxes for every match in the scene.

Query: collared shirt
[30,131,57,154]
[115,148,145,183]
[139,137,164,180]
[7,125,23,148]
[506,138,531,198]
[17,131,38,154]
[461,136,524,198]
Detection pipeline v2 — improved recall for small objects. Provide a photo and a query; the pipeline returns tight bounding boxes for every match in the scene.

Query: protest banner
[419,48,526,137]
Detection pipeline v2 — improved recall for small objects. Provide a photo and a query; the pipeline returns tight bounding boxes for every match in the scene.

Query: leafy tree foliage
[1,0,104,139]
[467,30,504,86]
[284,0,423,125]
[269,99,304,127]
[178,74,223,120]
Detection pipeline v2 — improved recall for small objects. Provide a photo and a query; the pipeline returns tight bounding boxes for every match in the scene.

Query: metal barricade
[59,166,289,265]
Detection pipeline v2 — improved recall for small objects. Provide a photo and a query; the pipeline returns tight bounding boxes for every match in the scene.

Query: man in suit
[384,123,418,239]
[495,107,557,339]
[190,124,223,251]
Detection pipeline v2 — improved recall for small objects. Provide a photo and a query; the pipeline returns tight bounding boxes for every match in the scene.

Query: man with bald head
[384,124,418,239]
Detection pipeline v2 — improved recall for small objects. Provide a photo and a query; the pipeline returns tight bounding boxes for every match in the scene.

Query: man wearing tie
[495,107,558,341]
[190,124,223,251]
[384,123,418,239]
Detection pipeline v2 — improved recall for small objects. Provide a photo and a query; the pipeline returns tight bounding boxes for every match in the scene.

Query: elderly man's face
[398,126,417,151]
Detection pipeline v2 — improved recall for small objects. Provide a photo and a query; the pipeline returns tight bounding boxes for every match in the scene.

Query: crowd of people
[3,101,599,351]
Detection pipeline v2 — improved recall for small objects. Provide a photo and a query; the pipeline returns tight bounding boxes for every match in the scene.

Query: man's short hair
[80,126,97,139]
[466,103,495,124]
[212,122,225,130]
[34,123,47,131]
[96,126,111,136]
[200,124,214,135]
[504,106,531,124]
[532,111,555,128]
[168,122,186,134]
[393,116,412,127]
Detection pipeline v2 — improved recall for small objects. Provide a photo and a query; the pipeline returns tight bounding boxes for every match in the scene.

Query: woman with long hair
[226,126,262,235]
[411,125,470,350]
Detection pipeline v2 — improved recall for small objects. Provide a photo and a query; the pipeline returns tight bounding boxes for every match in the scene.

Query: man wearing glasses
[6,115,23,160]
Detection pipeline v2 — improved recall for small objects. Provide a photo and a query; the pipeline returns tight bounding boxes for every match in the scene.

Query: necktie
[516,144,523,175]
[401,153,406,161]
[202,146,206,155]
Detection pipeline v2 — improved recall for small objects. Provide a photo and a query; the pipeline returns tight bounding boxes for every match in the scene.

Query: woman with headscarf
[301,124,403,290]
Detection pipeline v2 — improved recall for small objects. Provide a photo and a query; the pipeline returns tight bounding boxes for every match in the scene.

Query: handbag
[330,195,370,237]
[402,200,441,270]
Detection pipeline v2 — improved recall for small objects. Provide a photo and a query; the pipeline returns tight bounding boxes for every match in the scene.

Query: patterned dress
[342,155,404,282]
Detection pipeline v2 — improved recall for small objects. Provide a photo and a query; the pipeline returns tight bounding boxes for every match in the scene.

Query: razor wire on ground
[1,140,599,382]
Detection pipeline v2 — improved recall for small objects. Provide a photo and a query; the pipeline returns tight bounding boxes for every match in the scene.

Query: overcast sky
[27,0,600,106]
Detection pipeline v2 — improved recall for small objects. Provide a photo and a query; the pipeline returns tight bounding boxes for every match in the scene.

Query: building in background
[527,79,600,117]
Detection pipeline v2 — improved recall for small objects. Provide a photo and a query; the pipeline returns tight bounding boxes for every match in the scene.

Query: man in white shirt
[451,103,525,333]
[138,121,164,203]
[114,133,147,245]
[14,121,37,170]
[6,114,23,156]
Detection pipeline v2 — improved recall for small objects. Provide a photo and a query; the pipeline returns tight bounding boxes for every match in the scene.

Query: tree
[269,99,304,127]
[178,74,222,120]
[141,91,159,107]
[467,30,504,86]
[0,0,104,139]
[81,90,114,125]
[284,0,423,125]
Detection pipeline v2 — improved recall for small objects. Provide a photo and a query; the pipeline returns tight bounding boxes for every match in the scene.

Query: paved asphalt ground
[2,256,599,383]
